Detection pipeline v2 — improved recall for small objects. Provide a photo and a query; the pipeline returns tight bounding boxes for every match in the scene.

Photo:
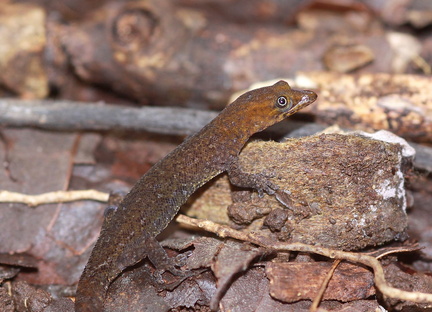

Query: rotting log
[0,1,324,106]
[186,131,411,251]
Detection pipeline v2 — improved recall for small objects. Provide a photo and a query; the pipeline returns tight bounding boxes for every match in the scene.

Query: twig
[176,214,432,305]
[0,190,109,207]
[367,244,421,259]
[412,55,432,75]
[0,99,218,135]
[310,259,341,312]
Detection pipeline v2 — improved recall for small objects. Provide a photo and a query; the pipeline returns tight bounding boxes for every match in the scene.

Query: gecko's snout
[294,90,317,108]
[302,90,317,104]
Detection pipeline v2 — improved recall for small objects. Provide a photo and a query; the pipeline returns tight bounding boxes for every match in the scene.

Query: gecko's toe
[174,250,192,267]
[275,189,293,209]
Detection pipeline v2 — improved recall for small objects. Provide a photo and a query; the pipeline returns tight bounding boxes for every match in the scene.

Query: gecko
[75,80,317,311]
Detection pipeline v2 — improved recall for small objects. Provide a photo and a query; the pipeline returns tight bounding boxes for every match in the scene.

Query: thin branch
[0,99,218,135]
[310,259,341,312]
[367,245,421,259]
[176,214,432,304]
[0,190,109,207]
[3,189,430,304]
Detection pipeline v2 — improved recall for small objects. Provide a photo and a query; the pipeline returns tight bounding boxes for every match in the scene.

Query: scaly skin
[75,81,317,311]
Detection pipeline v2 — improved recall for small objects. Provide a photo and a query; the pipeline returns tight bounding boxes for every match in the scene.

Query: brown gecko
[75,81,317,311]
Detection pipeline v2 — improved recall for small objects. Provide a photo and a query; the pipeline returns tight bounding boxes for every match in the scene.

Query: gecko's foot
[256,177,279,197]
[174,250,192,268]
[252,175,295,209]
[153,253,190,283]
[163,269,207,291]
[239,172,280,197]
[153,266,206,291]
[275,189,293,209]
[152,266,186,285]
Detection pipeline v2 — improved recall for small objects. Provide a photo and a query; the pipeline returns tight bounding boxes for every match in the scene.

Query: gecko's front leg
[227,159,293,209]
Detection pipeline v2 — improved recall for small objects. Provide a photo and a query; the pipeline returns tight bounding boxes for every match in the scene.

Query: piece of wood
[0,99,217,135]
[266,262,375,302]
[304,72,432,142]
[186,132,410,250]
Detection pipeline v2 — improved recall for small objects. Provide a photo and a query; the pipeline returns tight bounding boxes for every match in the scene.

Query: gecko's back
[75,81,317,311]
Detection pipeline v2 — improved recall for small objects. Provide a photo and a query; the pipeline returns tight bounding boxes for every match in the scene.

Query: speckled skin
[75,81,317,311]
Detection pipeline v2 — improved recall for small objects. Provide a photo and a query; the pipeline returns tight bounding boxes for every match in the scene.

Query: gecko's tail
[75,211,123,312]
[75,234,120,312]
[75,267,108,312]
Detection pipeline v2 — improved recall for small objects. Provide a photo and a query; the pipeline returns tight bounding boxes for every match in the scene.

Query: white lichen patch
[375,165,407,212]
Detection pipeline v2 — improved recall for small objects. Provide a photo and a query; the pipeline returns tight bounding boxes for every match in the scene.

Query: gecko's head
[231,80,317,133]
[243,80,317,123]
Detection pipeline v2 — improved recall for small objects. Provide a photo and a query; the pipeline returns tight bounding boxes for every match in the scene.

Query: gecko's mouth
[290,90,317,115]
[298,91,317,106]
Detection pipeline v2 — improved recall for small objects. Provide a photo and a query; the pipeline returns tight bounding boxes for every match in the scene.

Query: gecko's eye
[276,96,292,109]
